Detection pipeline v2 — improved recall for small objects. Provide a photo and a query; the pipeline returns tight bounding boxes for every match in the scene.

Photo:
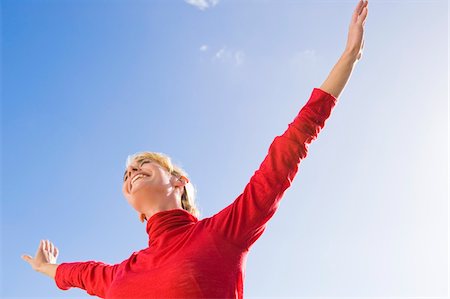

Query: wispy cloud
[185,0,220,11]
[199,44,245,66]
[212,47,245,66]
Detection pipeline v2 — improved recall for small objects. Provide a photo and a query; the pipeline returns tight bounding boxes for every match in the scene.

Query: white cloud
[185,0,220,11]
[234,51,245,66]
[212,47,245,66]
[215,48,226,59]
[199,44,209,51]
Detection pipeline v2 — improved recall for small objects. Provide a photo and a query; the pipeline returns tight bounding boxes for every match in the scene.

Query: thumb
[21,254,32,263]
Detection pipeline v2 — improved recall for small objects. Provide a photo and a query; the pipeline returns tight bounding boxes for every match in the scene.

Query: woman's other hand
[345,0,369,61]
[22,240,59,278]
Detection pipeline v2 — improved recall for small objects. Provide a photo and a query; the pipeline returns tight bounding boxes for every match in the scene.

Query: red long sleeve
[55,260,122,297]
[54,87,337,298]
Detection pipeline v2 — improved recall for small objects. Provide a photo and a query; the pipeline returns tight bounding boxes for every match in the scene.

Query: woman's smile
[131,173,151,191]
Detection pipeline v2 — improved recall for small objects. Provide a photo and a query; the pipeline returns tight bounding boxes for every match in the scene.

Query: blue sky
[2,0,448,298]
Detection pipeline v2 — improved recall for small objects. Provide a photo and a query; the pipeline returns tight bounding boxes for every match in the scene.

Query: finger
[358,7,368,25]
[49,242,54,255]
[54,246,59,258]
[21,254,32,263]
[44,240,49,251]
[353,0,368,24]
[36,240,43,255]
[355,0,364,15]
[352,0,364,23]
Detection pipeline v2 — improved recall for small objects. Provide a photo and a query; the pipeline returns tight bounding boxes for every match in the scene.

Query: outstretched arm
[204,0,369,250]
[320,0,369,99]
[22,239,121,298]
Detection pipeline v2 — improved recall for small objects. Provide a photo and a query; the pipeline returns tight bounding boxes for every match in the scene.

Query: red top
[55,88,337,298]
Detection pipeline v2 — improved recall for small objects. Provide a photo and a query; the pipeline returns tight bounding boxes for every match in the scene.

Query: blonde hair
[125,152,199,220]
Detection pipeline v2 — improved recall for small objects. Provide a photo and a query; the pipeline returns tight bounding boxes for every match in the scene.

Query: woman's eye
[140,161,149,167]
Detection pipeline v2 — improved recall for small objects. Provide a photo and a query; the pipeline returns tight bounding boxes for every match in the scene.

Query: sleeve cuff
[54,263,71,291]
[313,88,337,104]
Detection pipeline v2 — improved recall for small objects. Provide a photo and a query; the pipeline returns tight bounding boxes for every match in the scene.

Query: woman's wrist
[37,263,59,279]
[342,48,360,63]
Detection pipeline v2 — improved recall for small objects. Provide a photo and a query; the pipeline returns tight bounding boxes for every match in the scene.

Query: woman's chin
[129,187,157,208]
[131,182,153,194]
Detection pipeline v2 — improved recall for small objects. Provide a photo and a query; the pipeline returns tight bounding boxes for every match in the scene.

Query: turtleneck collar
[145,208,198,247]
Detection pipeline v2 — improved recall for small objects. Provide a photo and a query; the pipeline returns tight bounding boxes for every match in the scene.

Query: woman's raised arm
[320,0,368,99]
[203,0,369,250]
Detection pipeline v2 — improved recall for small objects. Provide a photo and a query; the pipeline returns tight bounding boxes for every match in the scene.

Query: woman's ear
[173,175,189,187]
[178,175,189,184]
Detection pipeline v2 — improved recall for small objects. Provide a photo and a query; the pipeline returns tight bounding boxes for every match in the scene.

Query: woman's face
[122,159,176,213]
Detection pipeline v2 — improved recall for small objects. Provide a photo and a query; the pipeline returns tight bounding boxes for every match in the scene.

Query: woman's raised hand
[345,0,369,61]
[22,239,59,273]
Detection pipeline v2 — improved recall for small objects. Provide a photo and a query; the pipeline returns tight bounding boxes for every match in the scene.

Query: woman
[22,1,369,297]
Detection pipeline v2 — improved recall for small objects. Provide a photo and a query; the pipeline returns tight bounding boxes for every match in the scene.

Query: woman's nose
[126,165,139,178]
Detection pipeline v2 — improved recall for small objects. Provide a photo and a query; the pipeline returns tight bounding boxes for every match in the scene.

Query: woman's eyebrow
[123,159,152,180]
